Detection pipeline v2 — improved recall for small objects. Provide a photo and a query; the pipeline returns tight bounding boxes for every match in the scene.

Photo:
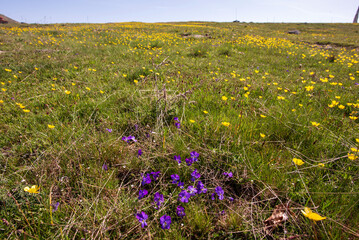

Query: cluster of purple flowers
[191,169,201,181]
[211,186,224,200]
[122,135,137,143]
[174,117,181,129]
[171,174,184,187]
[136,150,231,230]
[185,151,199,166]
[141,171,160,186]
[136,212,173,230]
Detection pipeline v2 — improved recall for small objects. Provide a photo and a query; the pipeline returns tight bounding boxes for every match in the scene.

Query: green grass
[0,22,359,239]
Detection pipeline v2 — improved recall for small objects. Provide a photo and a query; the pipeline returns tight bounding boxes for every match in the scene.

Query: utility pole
[354,6,359,23]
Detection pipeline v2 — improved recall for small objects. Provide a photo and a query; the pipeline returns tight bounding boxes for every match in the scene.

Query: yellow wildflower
[311,122,320,127]
[305,85,314,91]
[348,153,358,160]
[221,96,228,101]
[48,124,55,129]
[24,185,40,194]
[221,122,230,127]
[318,163,325,167]
[203,110,208,114]
[301,207,326,221]
[189,120,195,123]
[260,133,266,138]
[65,90,71,94]
[293,158,304,166]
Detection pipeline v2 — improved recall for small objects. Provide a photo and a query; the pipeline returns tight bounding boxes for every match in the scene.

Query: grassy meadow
[0,22,359,239]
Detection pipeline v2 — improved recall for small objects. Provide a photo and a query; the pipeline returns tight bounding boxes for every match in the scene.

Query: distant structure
[354,6,359,23]
[0,16,8,24]
[0,14,20,24]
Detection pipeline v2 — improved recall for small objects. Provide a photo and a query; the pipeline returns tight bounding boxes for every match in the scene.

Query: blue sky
[2,0,358,23]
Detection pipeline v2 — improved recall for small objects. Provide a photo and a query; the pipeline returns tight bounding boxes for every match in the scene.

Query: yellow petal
[293,158,304,166]
[221,122,230,127]
[307,212,326,221]
[318,163,325,167]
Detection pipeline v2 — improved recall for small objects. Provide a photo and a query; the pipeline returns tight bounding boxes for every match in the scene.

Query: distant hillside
[0,14,20,24]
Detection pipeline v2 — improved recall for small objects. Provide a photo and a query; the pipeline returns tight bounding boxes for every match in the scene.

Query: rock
[287,30,300,35]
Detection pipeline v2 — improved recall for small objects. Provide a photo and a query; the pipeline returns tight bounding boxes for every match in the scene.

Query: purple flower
[190,151,199,160]
[191,169,201,181]
[52,202,60,212]
[185,158,194,166]
[138,189,148,200]
[154,192,164,208]
[138,149,142,157]
[174,155,181,164]
[212,186,224,200]
[171,174,180,184]
[141,173,152,186]
[223,172,233,178]
[136,211,148,228]
[178,190,191,203]
[177,181,184,188]
[174,117,181,129]
[151,171,160,181]
[211,193,216,200]
[176,205,186,218]
[186,151,199,166]
[105,128,112,133]
[102,163,108,171]
[187,185,197,196]
[196,181,207,194]
[159,215,171,229]
[122,135,137,143]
